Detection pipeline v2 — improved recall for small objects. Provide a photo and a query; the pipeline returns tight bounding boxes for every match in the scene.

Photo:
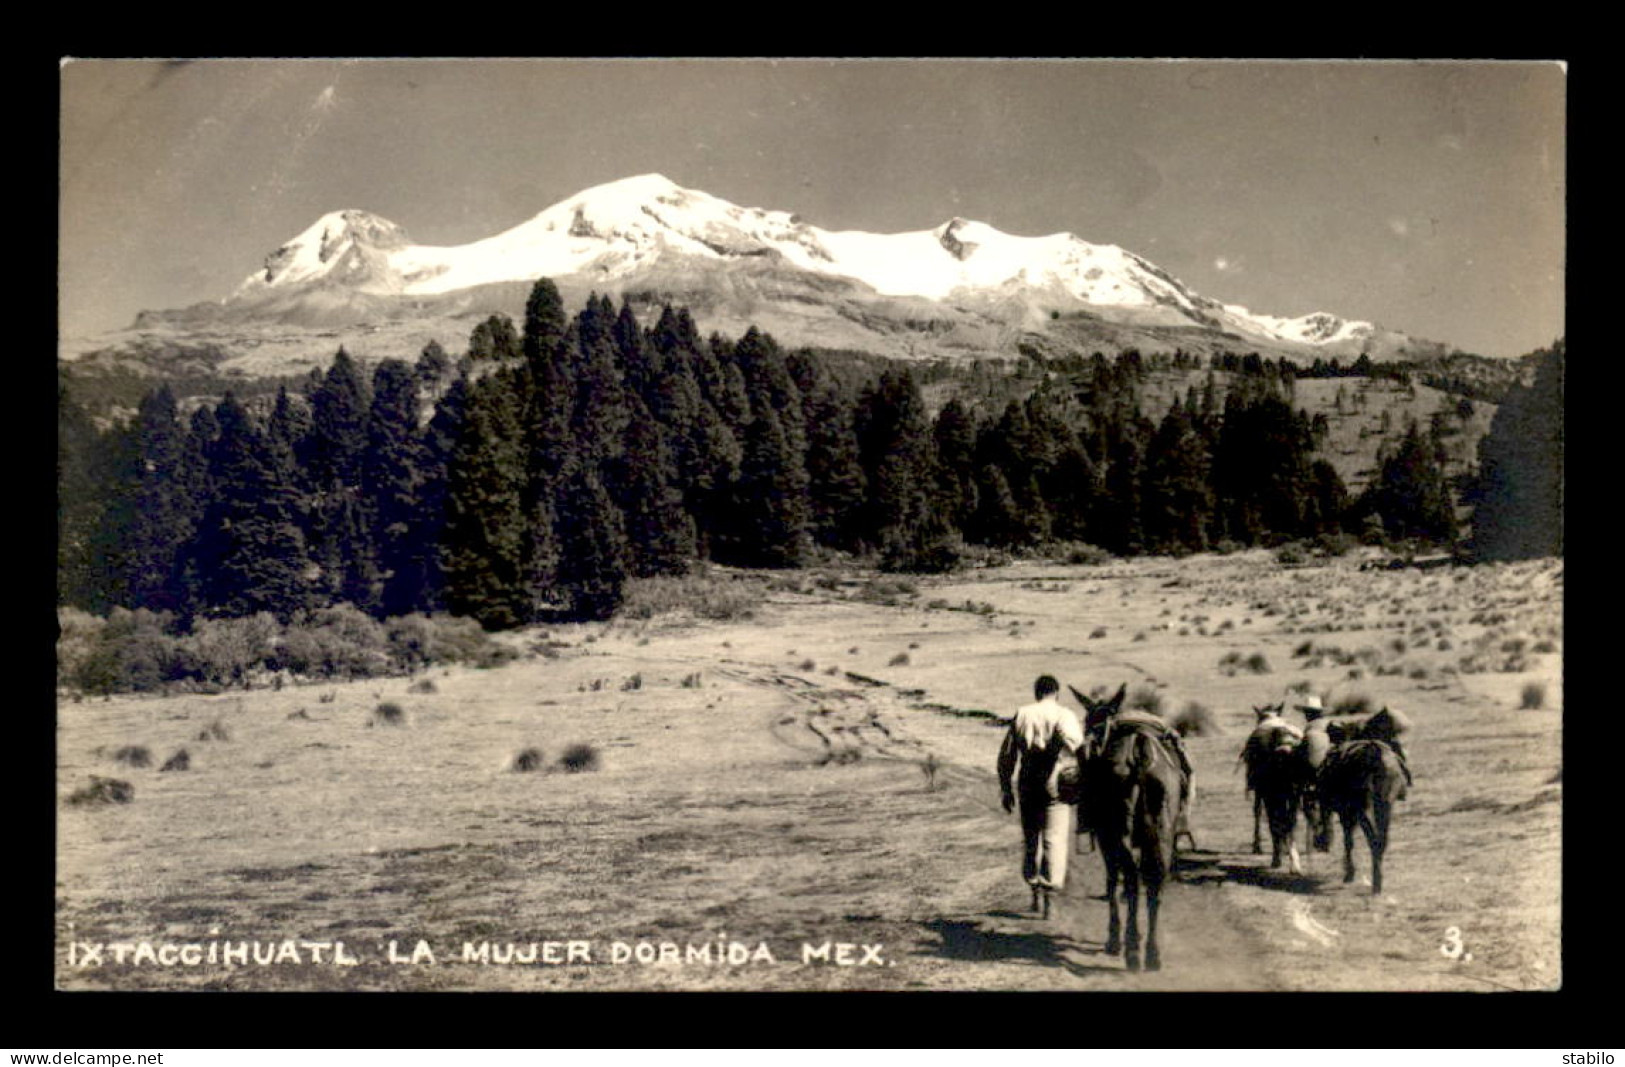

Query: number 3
[1440,926,1464,960]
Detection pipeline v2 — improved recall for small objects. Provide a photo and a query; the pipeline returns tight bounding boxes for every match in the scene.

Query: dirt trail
[708,648,1283,990]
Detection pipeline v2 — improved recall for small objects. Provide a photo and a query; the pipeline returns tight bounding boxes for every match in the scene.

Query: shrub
[1314,531,1358,557]
[1244,653,1271,674]
[112,745,152,768]
[558,743,600,773]
[1170,702,1217,737]
[512,747,545,773]
[1275,542,1310,566]
[196,719,231,742]
[799,659,817,672]
[1521,683,1547,709]
[409,678,438,694]
[70,608,186,695]
[279,605,391,680]
[1059,542,1113,567]
[888,653,911,667]
[181,613,282,688]
[621,674,643,691]
[1128,687,1164,716]
[371,702,408,727]
[880,529,964,574]
[56,607,107,690]
[621,573,758,621]
[66,776,134,807]
[160,749,191,772]
[1090,627,1108,640]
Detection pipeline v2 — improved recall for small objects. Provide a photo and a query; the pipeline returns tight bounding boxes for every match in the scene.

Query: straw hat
[1296,694,1326,719]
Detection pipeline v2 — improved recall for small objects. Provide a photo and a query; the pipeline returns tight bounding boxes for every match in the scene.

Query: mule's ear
[1108,683,1127,710]
[1069,684,1093,711]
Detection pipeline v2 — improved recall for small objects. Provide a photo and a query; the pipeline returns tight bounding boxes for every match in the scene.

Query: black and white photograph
[55,57,1565,993]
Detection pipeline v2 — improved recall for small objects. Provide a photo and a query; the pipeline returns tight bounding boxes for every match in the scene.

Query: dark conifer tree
[1471,340,1563,560]
[854,368,939,562]
[522,278,568,371]
[364,359,430,617]
[468,313,522,362]
[171,405,220,616]
[416,339,453,388]
[440,369,531,629]
[614,414,696,577]
[1143,405,1216,554]
[553,460,629,622]
[1099,417,1151,554]
[191,394,312,620]
[932,398,981,535]
[797,365,869,552]
[1361,418,1459,546]
[121,386,195,613]
[720,411,810,568]
[304,348,371,491]
[57,379,124,610]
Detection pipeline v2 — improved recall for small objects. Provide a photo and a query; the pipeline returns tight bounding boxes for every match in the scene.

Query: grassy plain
[55,550,1561,991]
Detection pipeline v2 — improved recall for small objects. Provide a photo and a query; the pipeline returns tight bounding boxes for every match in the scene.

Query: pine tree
[798,366,868,552]
[1471,341,1563,560]
[171,405,220,616]
[1362,418,1459,547]
[613,415,695,577]
[439,370,531,629]
[553,461,629,622]
[304,348,371,492]
[364,359,429,617]
[932,398,981,535]
[717,411,810,568]
[522,278,568,372]
[191,394,312,620]
[57,378,127,611]
[120,386,195,613]
[1142,405,1215,554]
[468,313,522,362]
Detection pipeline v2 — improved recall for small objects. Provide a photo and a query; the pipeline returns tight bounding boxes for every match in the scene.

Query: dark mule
[1072,683,1187,972]
[1240,705,1311,874]
[1314,738,1404,894]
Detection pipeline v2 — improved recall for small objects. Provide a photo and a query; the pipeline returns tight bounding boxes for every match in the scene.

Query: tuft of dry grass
[66,776,134,807]
[159,749,190,773]
[558,743,601,773]
[371,703,408,728]
[511,747,545,773]
[888,652,911,667]
[1128,687,1165,716]
[112,745,151,768]
[1521,683,1547,710]
[197,719,231,742]
[409,678,438,694]
[1170,702,1218,737]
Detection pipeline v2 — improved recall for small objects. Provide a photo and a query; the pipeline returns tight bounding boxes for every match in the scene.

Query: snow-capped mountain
[102,173,1444,374]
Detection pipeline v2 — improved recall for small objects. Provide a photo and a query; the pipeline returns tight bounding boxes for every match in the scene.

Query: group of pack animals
[1055,685,1411,973]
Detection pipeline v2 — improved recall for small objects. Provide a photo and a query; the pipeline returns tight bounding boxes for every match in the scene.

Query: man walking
[997,674,1085,919]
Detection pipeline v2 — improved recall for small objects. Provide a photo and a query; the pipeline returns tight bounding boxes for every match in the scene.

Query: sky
[59,58,1566,358]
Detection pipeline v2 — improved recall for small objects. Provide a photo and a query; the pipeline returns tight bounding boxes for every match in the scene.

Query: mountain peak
[209,174,1436,360]
[236,209,411,297]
